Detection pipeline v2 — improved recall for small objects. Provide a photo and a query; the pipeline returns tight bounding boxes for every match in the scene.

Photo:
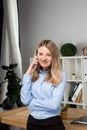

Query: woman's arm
[20,56,39,105]
[20,74,33,105]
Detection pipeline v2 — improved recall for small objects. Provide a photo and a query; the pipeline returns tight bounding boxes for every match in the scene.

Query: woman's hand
[26,57,39,74]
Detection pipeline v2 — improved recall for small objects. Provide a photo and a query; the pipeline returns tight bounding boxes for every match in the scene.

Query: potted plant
[60,43,77,56]
[0,63,23,110]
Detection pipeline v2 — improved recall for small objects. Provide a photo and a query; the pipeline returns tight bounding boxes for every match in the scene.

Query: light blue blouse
[20,70,67,119]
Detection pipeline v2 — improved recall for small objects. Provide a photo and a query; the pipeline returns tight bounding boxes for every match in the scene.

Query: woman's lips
[40,61,48,65]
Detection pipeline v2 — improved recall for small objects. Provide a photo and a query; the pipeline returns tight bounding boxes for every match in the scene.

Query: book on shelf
[75,89,83,103]
[71,83,83,102]
[83,58,87,81]
[69,83,78,101]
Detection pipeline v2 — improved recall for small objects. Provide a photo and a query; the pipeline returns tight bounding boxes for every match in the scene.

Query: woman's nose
[42,55,46,60]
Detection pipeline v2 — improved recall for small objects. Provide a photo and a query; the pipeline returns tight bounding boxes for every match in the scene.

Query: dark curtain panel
[0,0,3,59]
[17,0,21,52]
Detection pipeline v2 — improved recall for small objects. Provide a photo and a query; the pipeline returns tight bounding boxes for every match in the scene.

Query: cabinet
[61,56,87,109]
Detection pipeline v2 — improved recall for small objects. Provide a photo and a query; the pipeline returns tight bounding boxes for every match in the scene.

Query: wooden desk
[0,106,29,128]
[0,107,87,130]
[63,108,87,130]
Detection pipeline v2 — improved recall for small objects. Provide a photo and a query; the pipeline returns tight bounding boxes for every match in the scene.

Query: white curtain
[0,0,22,103]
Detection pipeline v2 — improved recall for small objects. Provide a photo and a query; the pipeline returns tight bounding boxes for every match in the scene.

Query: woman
[20,39,67,130]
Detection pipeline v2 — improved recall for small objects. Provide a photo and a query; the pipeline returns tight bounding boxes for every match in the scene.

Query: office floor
[10,126,25,130]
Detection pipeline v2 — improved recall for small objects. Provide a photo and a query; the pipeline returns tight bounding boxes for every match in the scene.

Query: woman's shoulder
[61,71,67,78]
[62,71,66,75]
[22,73,32,80]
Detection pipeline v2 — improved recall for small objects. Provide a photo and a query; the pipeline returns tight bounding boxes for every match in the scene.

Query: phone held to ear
[30,55,39,69]
[30,56,37,64]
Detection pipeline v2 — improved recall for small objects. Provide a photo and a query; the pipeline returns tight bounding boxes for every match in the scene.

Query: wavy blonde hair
[32,40,62,86]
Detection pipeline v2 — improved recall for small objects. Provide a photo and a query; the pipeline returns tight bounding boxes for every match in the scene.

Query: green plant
[60,43,77,56]
[0,63,23,110]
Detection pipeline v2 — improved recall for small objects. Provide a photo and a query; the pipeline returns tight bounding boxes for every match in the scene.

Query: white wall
[18,0,87,73]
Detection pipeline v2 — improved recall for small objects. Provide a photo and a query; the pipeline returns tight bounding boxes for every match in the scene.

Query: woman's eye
[38,53,52,57]
[47,54,52,57]
[38,53,43,56]
[48,54,51,56]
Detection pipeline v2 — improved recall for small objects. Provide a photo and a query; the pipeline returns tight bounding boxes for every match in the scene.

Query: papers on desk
[71,116,87,125]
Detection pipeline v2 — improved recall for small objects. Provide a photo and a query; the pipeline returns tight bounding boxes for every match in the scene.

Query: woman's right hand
[26,57,39,74]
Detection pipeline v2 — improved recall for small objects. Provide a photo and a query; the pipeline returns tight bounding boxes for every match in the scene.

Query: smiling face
[37,46,52,71]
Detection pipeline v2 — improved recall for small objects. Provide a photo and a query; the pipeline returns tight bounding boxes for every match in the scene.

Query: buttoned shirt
[20,70,67,119]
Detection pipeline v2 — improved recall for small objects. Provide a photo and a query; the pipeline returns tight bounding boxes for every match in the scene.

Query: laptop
[71,116,87,125]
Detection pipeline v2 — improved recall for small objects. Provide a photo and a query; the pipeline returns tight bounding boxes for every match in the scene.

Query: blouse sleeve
[20,74,33,105]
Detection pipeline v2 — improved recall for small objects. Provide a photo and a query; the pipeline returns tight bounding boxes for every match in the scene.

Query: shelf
[61,56,87,109]
[60,56,87,59]
[62,101,83,106]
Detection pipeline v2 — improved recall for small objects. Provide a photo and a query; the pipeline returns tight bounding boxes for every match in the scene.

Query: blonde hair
[32,39,62,86]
